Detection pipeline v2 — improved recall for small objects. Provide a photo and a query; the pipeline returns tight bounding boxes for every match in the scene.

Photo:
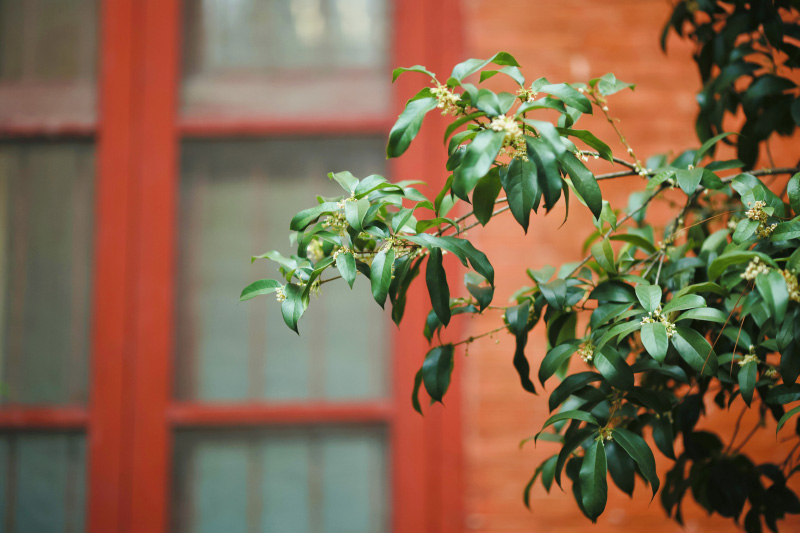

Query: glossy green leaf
[692,132,737,165]
[560,152,603,219]
[756,269,789,323]
[539,278,567,310]
[466,282,493,311]
[502,157,539,232]
[392,65,437,83]
[344,198,370,232]
[733,218,759,243]
[387,89,438,158]
[635,283,662,313]
[289,202,339,231]
[788,173,800,215]
[771,220,800,242]
[555,428,596,488]
[239,279,282,302]
[472,168,503,226]
[538,83,592,113]
[591,73,635,96]
[426,248,450,326]
[672,326,718,376]
[676,167,704,195]
[662,294,705,314]
[707,251,777,280]
[411,368,424,414]
[513,329,537,394]
[449,52,520,83]
[591,239,616,274]
[539,341,580,385]
[765,384,800,404]
[606,440,635,496]
[328,170,359,194]
[527,137,562,210]
[612,427,659,499]
[580,439,608,522]
[652,417,675,459]
[421,344,454,403]
[281,283,308,334]
[777,405,800,435]
[370,248,395,308]
[594,346,634,390]
[548,372,603,412]
[558,129,612,161]
[480,65,525,87]
[738,360,758,406]
[609,234,657,254]
[640,322,669,363]
[452,130,506,200]
[675,307,728,324]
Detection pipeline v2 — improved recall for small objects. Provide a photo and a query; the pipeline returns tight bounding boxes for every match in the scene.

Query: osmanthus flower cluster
[241,51,800,531]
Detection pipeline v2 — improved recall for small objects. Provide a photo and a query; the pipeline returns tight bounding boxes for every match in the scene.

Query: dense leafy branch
[240,3,800,530]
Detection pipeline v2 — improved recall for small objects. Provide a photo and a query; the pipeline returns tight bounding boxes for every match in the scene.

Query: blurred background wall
[0,1,796,532]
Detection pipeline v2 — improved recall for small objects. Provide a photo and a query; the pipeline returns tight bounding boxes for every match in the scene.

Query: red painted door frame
[87,0,466,531]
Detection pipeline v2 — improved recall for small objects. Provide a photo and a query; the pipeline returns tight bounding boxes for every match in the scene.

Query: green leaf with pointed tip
[501,156,539,232]
[672,326,718,376]
[560,152,602,219]
[539,278,567,310]
[392,65,437,82]
[443,112,485,145]
[466,283,493,311]
[387,89,438,158]
[512,328,537,395]
[675,167,703,195]
[707,251,777,280]
[555,427,596,488]
[640,322,669,363]
[452,130,506,200]
[675,307,728,324]
[612,427,659,500]
[328,171,359,194]
[591,239,616,273]
[537,411,599,444]
[473,167,503,226]
[756,269,789,323]
[733,218,759,243]
[239,279,282,302]
[411,368,424,415]
[335,251,356,289]
[591,73,635,96]
[662,294,705,314]
[290,202,340,231]
[692,132,737,165]
[652,417,675,459]
[370,248,395,308]
[609,234,658,253]
[580,439,608,522]
[738,360,758,406]
[777,405,800,435]
[788,173,800,216]
[281,283,308,334]
[635,284,662,313]
[558,129,612,161]
[449,52,520,82]
[606,440,635,495]
[421,344,454,403]
[344,198,370,232]
[480,65,525,87]
[594,346,634,390]
[539,341,580,385]
[766,384,800,404]
[548,372,602,412]
[538,83,592,113]
[771,220,800,242]
[426,248,450,326]
[539,454,559,494]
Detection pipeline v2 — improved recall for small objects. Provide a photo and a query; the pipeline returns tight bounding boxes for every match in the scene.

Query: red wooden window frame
[0,1,466,531]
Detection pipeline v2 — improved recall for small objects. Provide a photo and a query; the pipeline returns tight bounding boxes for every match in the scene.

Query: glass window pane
[0,0,98,125]
[0,142,95,405]
[176,138,388,402]
[181,0,389,120]
[172,427,387,533]
[0,432,87,533]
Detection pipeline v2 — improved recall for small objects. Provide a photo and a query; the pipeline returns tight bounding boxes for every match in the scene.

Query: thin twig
[452,324,508,347]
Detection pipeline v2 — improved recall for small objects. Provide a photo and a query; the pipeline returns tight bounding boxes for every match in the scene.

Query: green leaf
[411,368,424,415]
[539,278,567,310]
[580,439,608,522]
[591,73,635,96]
[672,326,718,376]
[652,417,675,459]
[426,248,450,326]
[606,440,635,495]
[538,83,592,113]
[452,130,506,200]
[777,405,800,435]
[480,65,525,87]
[449,52,520,83]
[594,346,634,390]
[344,198,370,232]
[370,248,395,308]
[635,284,662,313]
[443,112,485,146]
[539,341,580,385]
[281,283,308,334]
[738,360,758,407]
[612,427,659,500]
[771,220,800,241]
[756,269,789,323]
[527,137,562,210]
[675,307,728,324]
[466,283,493,311]
[591,239,616,274]
[707,251,777,280]
[540,454,559,494]
[513,329,537,394]
[560,152,603,219]
[733,218,759,243]
[290,202,339,231]
[502,157,539,232]
[387,89,438,158]
[640,322,669,363]
[675,167,704,195]
[548,372,603,412]
[421,344,455,403]
[239,279,282,302]
[662,294,705,314]
[328,170,359,194]
[765,384,800,404]
[609,234,657,254]
[473,168,503,226]
[555,427,596,488]
[392,65,437,83]
[692,132,737,165]
[788,173,800,215]
[558,129,612,162]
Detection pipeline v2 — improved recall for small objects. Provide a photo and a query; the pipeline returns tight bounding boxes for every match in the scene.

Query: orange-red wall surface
[452,1,800,531]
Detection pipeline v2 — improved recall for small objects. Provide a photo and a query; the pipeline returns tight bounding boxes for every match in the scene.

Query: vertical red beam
[88,0,135,531]
[126,0,179,531]
[391,0,465,531]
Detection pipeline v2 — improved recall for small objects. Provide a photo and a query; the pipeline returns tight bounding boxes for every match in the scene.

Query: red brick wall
[453,1,800,531]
